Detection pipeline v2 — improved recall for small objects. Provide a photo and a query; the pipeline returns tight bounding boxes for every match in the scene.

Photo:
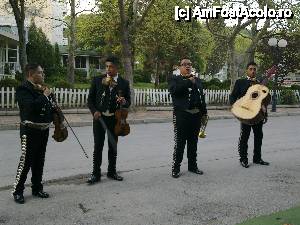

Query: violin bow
[63,116,89,159]
[50,93,89,159]
[98,117,118,154]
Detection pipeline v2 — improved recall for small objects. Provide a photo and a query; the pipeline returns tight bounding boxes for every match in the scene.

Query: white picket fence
[1,87,300,109]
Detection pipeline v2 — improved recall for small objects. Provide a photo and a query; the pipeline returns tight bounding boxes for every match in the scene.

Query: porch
[0,26,20,80]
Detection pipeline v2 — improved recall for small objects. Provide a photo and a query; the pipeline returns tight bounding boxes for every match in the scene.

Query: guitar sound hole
[251,92,259,99]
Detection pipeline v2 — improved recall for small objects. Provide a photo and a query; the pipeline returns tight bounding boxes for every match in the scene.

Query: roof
[0,25,19,41]
[58,45,101,57]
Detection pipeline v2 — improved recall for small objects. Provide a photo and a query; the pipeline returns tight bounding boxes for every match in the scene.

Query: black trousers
[13,127,49,195]
[172,110,201,172]
[92,115,118,177]
[238,121,263,162]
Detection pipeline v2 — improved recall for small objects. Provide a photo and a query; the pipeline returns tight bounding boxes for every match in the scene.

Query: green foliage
[133,69,151,83]
[0,78,20,88]
[26,22,61,79]
[14,71,24,82]
[53,80,74,89]
[157,82,168,89]
[291,84,300,90]
[75,69,89,83]
[76,1,121,56]
[135,0,214,83]
[206,84,221,90]
[220,79,231,89]
[133,82,155,89]
[279,89,297,104]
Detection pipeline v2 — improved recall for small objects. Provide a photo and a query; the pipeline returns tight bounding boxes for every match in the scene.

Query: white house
[0,1,103,79]
[282,70,300,87]
[0,25,21,79]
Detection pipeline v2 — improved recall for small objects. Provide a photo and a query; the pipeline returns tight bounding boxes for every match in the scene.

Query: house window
[8,49,17,62]
[90,57,100,69]
[75,56,86,69]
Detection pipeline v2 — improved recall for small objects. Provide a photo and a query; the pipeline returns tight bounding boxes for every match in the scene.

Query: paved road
[0,116,299,225]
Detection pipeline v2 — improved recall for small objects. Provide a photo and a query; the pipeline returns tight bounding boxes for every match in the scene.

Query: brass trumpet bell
[198,115,209,139]
[198,131,206,138]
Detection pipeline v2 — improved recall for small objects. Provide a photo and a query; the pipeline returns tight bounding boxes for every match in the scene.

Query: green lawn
[74,83,90,89]
[237,205,300,225]
[133,82,155,89]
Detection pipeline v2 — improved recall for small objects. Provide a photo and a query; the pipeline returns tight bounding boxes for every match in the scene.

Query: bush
[157,82,168,89]
[15,71,24,82]
[290,84,300,90]
[133,69,151,83]
[75,69,88,83]
[133,74,144,83]
[221,79,231,89]
[207,78,221,86]
[53,80,74,89]
[206,84,221,90]
[279,89,297,104]
[0,78,20,88]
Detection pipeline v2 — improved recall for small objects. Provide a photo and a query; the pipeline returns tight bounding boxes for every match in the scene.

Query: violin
[114,90,130,137]
[51,94,68,142]
[34,84,68,142]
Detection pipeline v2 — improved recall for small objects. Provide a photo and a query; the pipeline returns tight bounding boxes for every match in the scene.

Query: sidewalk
[0,105,300,130]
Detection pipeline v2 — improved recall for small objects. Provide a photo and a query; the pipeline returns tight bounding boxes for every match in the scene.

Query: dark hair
[105,56,120,67]
[246,61,257,69]
[25,63,41,77]
[179,58,190,65]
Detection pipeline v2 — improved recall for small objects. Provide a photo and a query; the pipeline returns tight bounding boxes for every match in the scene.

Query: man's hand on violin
[116,97,126,105]
[93,111,101,120]
[43,86,52,97]
[188,76,196,84]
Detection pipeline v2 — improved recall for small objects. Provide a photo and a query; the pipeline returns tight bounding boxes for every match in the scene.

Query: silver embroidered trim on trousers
[12,135,27,195]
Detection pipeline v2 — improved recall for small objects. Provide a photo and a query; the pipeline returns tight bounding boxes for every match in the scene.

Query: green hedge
[0,78,20,88]
[279,89,298,104]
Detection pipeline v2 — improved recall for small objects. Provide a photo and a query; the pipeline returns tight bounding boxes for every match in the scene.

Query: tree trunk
[67,0,76,84]
[118,0,134,107]
[154,58,159,88]
[9,0,27,78]
[228,40,236,91]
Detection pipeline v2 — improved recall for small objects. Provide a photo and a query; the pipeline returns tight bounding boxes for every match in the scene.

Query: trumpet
[102,76,117,88]
[198,114,209,138]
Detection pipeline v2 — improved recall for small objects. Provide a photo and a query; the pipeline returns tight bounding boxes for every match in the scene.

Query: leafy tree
[26,22,56,80]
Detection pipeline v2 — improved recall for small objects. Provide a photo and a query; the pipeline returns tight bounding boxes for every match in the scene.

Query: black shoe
[172,171,180,178]
[240,161,249,168]
[107,172,123,181]
[32,191,49,198]
[13,193,25,204]
[87,174,101,184]
[188,168,204,175]
[253,159,270,166]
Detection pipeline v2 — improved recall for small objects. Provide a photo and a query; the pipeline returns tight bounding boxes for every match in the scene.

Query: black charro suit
[13,80,54,195]
[230,78,267,164]
[88,75,131,178]
[168,74,207,173]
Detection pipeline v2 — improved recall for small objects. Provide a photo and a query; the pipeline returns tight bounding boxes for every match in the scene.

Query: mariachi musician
[12,64,55,204]
[87,56,131,184]
[168,58,207,178]
[230,62,270,168]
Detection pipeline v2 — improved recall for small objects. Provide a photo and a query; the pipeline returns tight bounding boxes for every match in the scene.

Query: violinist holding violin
[87,56,131,184]
[12,64,54,204]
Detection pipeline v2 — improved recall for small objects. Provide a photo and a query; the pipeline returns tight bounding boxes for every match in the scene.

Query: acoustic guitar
[231,66,277,125]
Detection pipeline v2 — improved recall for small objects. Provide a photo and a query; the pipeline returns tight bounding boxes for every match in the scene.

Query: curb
[1,112,300,131]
